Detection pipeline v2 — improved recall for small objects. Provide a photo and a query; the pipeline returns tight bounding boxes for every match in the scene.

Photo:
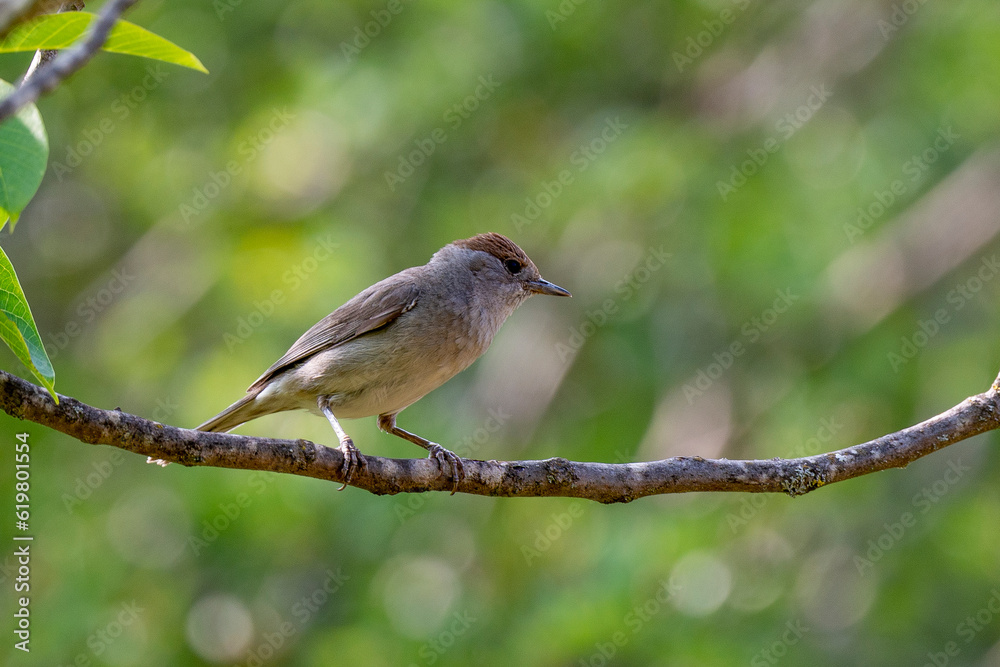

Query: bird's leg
[377,413,464,494]
[319,397,365,490]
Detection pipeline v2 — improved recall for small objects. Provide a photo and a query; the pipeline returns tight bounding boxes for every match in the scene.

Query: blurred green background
[3,0,1000,664]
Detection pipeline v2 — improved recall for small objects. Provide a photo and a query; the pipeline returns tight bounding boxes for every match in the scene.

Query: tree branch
[2,368,999,503]
[0,0,137,124]
[20,2,85,85]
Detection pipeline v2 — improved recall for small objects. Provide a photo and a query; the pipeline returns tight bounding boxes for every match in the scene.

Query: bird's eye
[504,258,522,274]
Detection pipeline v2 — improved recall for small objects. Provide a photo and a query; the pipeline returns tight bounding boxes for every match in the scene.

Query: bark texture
[2,368,998,503]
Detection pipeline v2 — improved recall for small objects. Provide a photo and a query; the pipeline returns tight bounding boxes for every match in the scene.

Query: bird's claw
[337,437,366,490]
[427,443,464,495]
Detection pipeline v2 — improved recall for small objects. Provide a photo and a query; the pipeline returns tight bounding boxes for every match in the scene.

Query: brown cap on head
[453,232,535,271]
[453,232,571,297]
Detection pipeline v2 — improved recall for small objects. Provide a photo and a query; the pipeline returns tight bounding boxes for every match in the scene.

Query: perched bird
[196,232,570,491]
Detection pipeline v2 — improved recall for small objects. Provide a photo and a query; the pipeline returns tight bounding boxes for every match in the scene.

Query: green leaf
[0,79,47,232]
[0,244,55,401]
[0,12,208,73]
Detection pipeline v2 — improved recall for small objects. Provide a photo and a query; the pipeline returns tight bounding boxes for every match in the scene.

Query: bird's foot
[337,437,366,490]
[427,443,464,495]
[146,457,170,467]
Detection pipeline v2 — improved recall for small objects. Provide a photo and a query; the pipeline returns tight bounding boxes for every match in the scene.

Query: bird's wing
[246,275,420,393]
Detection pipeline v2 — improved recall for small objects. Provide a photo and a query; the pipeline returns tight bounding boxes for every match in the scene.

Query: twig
[0,0,138,124]
[20,2,84,83]
[1,367,998,502]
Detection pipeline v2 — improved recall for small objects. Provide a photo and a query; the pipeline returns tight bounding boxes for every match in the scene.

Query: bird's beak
[527,279,572,297]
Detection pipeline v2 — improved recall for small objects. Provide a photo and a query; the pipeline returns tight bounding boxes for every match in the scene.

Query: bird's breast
[281,288,516,419]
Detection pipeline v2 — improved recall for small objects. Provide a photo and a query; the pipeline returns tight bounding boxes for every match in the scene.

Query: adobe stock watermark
[887,252,999,372]
[394,407,510,523]
[545,0,588,30]
[408,610,477,667]
[521,502,585,565]
[51,65,170,181]
[339,0,412,61]
[62,397,179,513]
[854,458,969,576]
[241,567,349,666]
[56,600,145,667]
[749,619,810,667]
[179,107,296,226]
[518,444,644,565]
[671,0,753,72]
[511,116,629,231]
[682,288,799,404]
[213,0,242,20]
[188,472,279,556]
[716,84,832,201]
[44,268,136,362]
[726,416,843,534]
[223,235,339,351]
[12,431,30,653]
[877,0,930,40]
[844,126,959,243]
[384,74,501,191]
[576,578,682,667]
[920,588,1000,667]
[554,245,670,363]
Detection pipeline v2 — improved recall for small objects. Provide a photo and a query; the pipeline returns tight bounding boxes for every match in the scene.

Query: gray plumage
[196,232,570,489]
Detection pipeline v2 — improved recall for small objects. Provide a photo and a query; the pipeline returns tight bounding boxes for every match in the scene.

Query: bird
[194,232,571,492]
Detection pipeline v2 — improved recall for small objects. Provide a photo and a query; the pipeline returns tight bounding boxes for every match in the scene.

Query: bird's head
[438,232,571,310]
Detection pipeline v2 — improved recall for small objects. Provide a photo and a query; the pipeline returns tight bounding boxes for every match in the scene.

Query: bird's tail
[197,391,266,433]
